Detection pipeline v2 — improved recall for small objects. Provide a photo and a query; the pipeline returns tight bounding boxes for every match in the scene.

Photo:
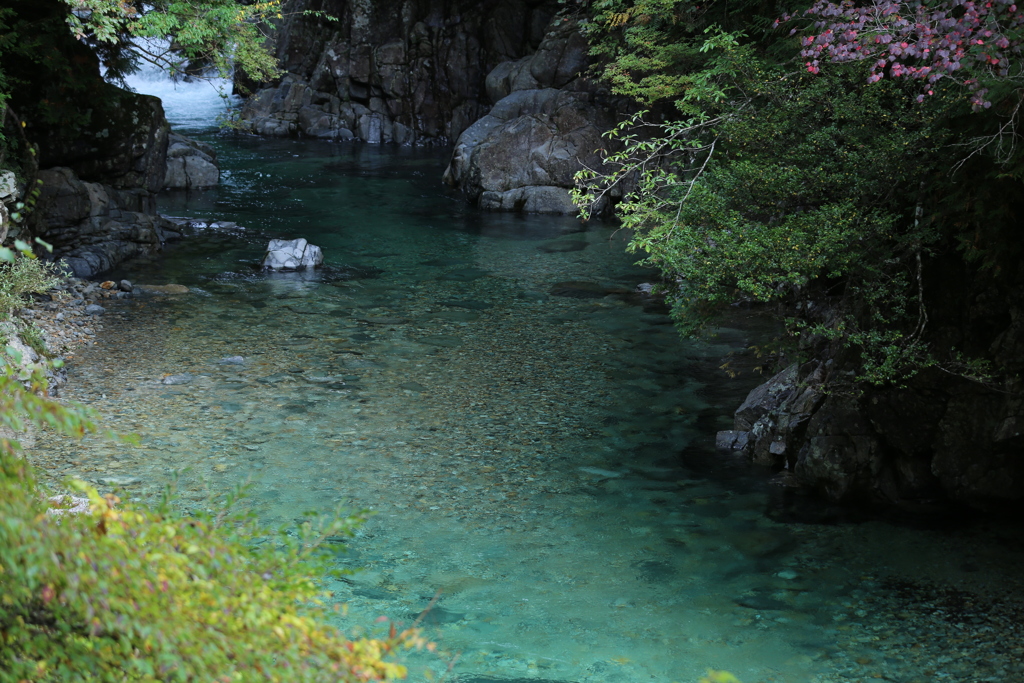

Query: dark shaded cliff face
[723,252,1024,512]
[4,0,169,195]
[2,0,179,275]
[238,0,559,144]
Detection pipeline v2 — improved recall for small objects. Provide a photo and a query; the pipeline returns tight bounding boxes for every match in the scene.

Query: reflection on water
[35,130,1024,683]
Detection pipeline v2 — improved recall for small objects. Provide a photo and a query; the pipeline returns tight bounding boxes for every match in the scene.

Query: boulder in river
[262,238,323,271]
[163,133,219,190]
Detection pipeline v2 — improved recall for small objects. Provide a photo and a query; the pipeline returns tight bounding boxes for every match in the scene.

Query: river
[32,77,1024,683]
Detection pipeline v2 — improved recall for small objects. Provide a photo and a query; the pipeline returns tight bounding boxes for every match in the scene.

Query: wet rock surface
[262,238,324,271]
[34,166,183,278]
[726,353,1024,508]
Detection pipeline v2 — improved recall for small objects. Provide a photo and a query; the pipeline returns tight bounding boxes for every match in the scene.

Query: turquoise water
[36,93,1024,683]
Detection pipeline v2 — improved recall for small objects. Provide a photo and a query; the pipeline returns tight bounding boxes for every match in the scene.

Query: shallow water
[31,95,1024,683]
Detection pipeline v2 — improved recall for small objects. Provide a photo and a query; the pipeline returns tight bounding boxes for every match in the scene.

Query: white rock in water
[262,238,323,270]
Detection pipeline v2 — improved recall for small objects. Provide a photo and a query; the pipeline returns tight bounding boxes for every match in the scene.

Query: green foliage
[17,322,48,357]
[0,467,423,681]
[583,1,747,112]
[0,241,62,321]
[63,0,282,84]
[575,0,1021,386]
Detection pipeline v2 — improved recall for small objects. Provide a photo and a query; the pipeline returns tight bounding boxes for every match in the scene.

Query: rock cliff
[720,259,1024,510]
[1,1,206,277]
[24,84,185,278]
[236,1,622,214]
[237,0,559,144]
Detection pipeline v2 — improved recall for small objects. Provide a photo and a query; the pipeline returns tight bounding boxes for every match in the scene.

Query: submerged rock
[136,284,190,295]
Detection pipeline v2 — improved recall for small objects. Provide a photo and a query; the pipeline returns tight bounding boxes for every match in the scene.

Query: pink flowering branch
[777,0,1024,109]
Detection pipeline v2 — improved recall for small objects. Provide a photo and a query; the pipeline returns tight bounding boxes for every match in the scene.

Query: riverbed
[29,81,1024,683]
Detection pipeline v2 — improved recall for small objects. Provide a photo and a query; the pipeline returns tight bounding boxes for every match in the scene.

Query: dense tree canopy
[571,0,1024,386]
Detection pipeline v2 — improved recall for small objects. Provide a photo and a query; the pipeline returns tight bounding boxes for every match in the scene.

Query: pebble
[161,373,194,385]
[85,304,106,316]
[98,476,141,486]
[22,231,1024,683]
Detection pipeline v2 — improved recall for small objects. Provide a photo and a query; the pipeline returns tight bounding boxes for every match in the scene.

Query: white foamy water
[126,72,237,134]
[121,41,238,133]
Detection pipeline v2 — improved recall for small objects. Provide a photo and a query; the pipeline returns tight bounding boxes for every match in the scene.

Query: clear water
[33,91,1024,683]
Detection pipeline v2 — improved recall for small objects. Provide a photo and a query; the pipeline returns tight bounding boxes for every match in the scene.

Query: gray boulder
[443,87,614,214]
[262,238,323,270]
[0,170,16,203]
[36,167,182,278]
[485,25,590,103]
[442,20,622,215]
[164,134,219,189]
[732,361,826,469]
[235,1,556,145]
[0,171,13,243]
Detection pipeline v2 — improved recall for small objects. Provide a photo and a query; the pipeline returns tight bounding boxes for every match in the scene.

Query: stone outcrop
[720,292,1024,509]
[0,0,189,277]
[442,85,616,214]
[442,19,622,214]
[164,134,219,190]
[35,167,181,278]
[237,0,559,144]
[34,85,171,196]
[236,1,623,214]
[0,170,17,244]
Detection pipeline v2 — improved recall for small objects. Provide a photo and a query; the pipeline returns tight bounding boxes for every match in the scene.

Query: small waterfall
[120,40,240,134]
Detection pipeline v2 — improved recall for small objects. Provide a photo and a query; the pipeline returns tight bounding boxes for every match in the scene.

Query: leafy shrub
[17,322,47,356]
[0,247,62,320]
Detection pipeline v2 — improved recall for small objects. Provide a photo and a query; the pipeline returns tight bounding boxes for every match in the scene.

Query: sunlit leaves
[1,441,425,680]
